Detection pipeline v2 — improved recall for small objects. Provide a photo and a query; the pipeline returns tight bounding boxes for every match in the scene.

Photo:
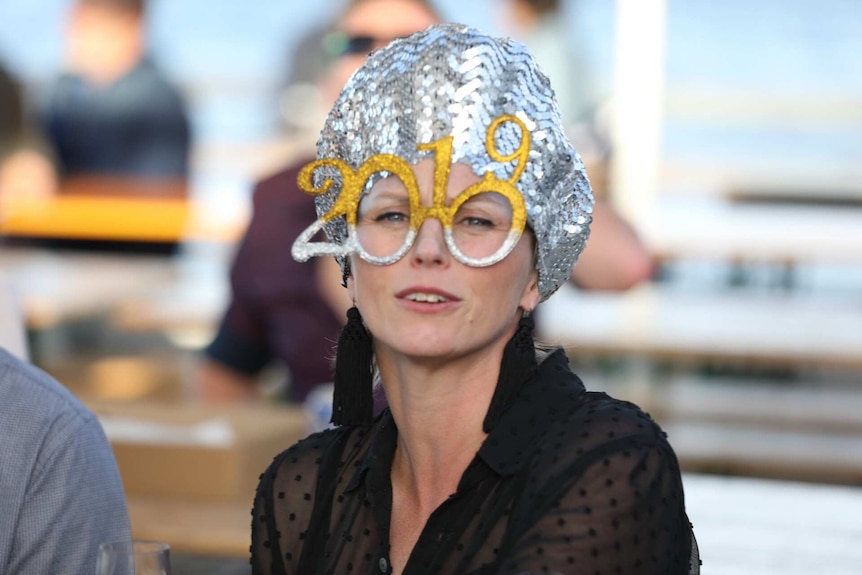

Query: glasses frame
[291,114,531,268]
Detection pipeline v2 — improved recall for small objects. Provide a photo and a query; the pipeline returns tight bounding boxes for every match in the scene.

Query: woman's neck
[379,344,504,508]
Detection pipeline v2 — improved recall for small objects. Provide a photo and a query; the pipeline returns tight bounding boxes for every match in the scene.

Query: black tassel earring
[483,312,537,432]
[332,306,374,427]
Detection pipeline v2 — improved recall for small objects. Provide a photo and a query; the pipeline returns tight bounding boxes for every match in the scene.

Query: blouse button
[378,556,388,572]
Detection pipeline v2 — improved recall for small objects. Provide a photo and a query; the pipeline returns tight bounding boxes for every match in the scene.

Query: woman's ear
[519,270,540,313]
[315,257,353,319]
[346,265,356,303]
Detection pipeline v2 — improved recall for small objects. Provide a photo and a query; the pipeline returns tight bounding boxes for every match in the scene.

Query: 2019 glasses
[291,114,531,268]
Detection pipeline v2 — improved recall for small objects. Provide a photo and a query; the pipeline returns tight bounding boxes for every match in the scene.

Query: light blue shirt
[0,347,130,575]
[0,275,27,361]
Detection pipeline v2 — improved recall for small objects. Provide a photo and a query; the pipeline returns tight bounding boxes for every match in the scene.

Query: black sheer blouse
[251,349,699,574]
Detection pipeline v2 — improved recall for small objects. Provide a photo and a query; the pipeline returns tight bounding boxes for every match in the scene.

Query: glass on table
[95,540,172,575]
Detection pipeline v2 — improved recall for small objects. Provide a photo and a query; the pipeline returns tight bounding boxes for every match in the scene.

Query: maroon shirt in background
[205,157,344,402]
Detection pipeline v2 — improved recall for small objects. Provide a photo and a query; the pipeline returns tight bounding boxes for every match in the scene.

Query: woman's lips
[395,287,460,309]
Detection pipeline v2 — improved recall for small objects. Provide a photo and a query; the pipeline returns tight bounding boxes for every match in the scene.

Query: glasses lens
[322,32,376,57]
[450,192,514,260]
[344,35,376,55]
[356,174,413,260]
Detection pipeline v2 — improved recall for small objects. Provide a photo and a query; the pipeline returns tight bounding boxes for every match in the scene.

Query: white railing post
[612,0,668,234]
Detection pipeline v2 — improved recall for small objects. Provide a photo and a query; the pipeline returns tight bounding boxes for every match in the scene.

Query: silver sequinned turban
[311,23,594,301]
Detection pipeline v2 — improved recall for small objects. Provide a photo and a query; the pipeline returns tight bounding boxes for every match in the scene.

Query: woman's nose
[410,218,449,266]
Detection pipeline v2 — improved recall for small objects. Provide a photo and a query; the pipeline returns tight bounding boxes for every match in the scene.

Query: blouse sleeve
[251,430,341,575]
[251,448,297,575]
[498,439,697,575]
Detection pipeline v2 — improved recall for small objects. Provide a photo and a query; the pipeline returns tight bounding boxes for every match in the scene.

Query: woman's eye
[375,211,408,223]
[462,216,494,227]
[454,192,512,230]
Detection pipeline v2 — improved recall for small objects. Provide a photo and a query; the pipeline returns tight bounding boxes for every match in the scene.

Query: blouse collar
[345,347,587,493]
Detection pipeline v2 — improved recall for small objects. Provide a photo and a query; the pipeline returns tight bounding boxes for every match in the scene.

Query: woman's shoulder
[556,382,672,455]
[535,349,669,446]
[576,391,667,439]
[524,388,680,489]
[257,425,363,491]
[514,382,684,507]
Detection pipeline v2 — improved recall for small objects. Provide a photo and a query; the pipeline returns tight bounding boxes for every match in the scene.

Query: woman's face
[347,158,540,364]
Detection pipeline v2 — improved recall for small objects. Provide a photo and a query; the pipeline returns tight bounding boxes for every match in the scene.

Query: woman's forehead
[365,160,490,204]
[337,0,439,36]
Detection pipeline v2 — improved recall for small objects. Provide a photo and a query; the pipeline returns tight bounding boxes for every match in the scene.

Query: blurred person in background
[0,59,57,211]
[499,0,654,290]
[198,0,442,406]
[200,0,652,407]
[0,345,131,575]
[38,0,191,179]
[498,0,601,137]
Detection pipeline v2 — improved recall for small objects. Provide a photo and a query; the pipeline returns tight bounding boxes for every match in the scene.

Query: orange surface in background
[1,175,246,243]
[1,195,191,242]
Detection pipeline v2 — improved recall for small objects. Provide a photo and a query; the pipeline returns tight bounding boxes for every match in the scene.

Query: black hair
[78,0,146,16]
[339,0,442,26]
[0,62,24,143]
[515,0,559,17]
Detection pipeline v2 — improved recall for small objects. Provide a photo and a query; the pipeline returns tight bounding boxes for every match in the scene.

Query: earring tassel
[332,306,374,427]
[483,313,537,432]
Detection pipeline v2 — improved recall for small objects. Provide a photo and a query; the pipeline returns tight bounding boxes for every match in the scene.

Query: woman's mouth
[404,292,450,303]
[396,286,460,305]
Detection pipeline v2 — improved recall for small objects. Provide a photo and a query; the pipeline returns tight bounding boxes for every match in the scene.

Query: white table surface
[0,248,181,329]
[684,473,862,575]
[0,244,228,332]
[643,198,862,264]
[540,282,862,370]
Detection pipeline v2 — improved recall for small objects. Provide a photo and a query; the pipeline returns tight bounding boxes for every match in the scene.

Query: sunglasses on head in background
[322,31,404,57]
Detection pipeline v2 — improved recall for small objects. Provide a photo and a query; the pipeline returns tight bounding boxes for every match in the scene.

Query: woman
[252,24,698,574]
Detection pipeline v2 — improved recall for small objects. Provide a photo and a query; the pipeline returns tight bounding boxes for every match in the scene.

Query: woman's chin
[377,331,458,361]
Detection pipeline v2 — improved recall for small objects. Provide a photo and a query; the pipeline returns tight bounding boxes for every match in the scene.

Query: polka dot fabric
[251,349,699,574]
